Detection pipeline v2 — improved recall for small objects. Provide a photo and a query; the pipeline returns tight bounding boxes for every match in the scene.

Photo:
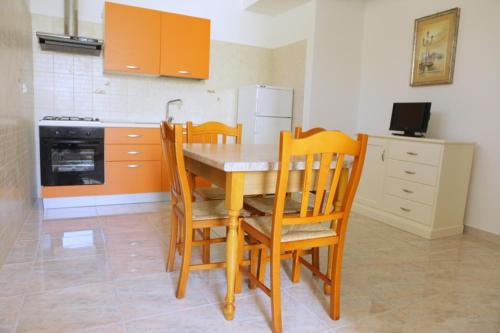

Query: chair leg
[202,228,211,264]
[257,248,267,284]
[330,244,343,320]
[324,244,334,295]
[176,224,192,299]
[166,208,178,272]
[270,248,283,333]
[235,223,245,294]
[312,247,320,277]
[249,245,259,289]
[291,250,301,283]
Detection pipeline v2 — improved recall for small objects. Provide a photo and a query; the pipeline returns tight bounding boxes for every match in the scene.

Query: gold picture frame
[410,8,460,86]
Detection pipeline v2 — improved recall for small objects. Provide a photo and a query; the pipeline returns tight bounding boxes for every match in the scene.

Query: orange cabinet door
[160,12,210,79]
[105,144,161,162]
[104,2,161,75]
[105,161,161,194]
[105,128,160,145]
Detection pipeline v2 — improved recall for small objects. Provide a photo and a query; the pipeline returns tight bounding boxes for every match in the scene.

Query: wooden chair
[238,130,367,332]
[161,121,253,298]
[186,121,243,263]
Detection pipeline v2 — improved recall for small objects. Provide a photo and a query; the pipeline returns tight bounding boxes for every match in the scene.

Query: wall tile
[53,54,74,74]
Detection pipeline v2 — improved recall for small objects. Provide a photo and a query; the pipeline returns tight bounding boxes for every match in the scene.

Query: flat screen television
[389,102,431,137]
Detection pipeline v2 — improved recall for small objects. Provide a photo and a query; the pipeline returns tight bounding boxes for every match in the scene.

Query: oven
[40,126,104,186]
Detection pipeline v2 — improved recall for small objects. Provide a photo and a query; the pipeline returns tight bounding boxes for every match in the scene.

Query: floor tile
[0,295,24,333]
[16,284,121,333]
[0,262,34,297]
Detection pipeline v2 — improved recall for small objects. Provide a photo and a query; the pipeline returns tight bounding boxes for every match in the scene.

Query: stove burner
[42,116,100,122]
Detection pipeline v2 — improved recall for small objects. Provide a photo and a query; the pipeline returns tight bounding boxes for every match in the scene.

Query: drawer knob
[402,189,414,194]
[400,207,411,212]
[178,70,191,75]
[404,170,416,175]
[127,151,142,155]
[127,164,142,168]
[126,65,141,70]
[406,152,419,156]
[127,134,142,138]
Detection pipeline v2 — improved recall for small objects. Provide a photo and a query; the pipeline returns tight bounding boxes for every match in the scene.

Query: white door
[256,87,293,118]
[356,138,387,208]
[254,116,292,145]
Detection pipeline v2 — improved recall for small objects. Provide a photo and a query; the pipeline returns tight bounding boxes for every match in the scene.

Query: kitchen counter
[38,119,162,128]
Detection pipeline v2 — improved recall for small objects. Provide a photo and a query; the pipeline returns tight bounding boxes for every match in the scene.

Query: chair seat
[194,187,226,200]
[243,216,336,242]
[244,196,302,215]
[177,200,251,221]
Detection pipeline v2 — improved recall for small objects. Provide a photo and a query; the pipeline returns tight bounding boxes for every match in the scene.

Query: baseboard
[352,202,464,240]
[43,192,170,209]
[464,225,500,246]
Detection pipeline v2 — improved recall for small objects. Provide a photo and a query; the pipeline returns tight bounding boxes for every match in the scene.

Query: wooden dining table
[183,143,351,320]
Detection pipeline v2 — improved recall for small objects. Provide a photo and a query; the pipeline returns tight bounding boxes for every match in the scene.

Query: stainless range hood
[36,0,103,56]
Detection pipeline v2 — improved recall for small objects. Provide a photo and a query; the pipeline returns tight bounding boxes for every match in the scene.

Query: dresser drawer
[388,141,442,166]
[105,161,161,194]
[385,177,436,205]
[387,159,438,186]
[106,144,161,162]
[383,194,433,226]
[105,128,160,145]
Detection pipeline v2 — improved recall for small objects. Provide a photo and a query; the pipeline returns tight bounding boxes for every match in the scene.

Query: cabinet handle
[127,134,142,138]
[126,65,140,70]
[400,207,411,213]
[127,164,142,168]
[127,151,142,155]
[402,189,414,194]
[404,170,416,175]
[407,152,418,156]
[177,70,191,75]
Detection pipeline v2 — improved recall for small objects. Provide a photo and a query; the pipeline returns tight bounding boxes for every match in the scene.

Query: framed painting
[410,8,460,86]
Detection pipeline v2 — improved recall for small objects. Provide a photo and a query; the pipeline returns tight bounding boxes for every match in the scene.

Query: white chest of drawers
[353,135,474,239]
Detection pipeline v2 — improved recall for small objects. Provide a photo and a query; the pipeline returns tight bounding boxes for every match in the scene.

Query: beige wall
[0,1,35,265]
[357,0,500,235]
[271,40,307,129]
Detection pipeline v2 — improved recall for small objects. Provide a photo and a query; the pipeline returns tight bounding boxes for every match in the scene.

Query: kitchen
[2,0,500,332]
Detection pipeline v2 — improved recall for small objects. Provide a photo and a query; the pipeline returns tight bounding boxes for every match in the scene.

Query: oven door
[40,139,104,186]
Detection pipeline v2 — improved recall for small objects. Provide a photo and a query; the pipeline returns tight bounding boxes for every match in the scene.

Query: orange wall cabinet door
[160,12,211,79]
[104,2,161,75]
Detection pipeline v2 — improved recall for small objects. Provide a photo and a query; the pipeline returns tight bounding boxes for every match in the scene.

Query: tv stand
[392,131,424,138]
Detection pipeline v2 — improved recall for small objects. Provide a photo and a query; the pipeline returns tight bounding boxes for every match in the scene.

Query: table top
[183,143,352,172]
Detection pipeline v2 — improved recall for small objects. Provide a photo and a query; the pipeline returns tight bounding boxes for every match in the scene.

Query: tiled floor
[1,202,499,333]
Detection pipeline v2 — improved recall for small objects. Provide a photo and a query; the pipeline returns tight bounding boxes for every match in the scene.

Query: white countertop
[38,119,161,128]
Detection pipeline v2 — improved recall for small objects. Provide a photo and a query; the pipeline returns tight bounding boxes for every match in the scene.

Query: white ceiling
[242,0,312,16]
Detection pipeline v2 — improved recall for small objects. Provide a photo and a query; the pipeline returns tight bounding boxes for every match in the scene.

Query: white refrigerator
[237,85,293,145]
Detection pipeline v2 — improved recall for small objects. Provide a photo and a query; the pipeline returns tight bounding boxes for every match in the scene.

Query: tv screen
[389,102,431,137]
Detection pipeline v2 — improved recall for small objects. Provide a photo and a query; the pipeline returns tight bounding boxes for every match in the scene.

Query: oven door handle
[42,139,103,145]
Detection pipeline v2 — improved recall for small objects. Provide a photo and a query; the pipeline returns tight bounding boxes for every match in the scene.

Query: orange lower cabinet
[41,185,106,198]
[105,128,160,145]
[105,144,161,161]
[105,161,161,194]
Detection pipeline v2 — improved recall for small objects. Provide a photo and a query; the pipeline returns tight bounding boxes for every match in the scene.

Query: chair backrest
[271,130,368,243]
[294,127,327,139]
[186,121,242,144]
[161,122,193,217]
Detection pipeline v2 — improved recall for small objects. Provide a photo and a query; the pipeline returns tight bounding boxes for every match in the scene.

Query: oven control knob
[86,131,91,136]
[55,130,60,135]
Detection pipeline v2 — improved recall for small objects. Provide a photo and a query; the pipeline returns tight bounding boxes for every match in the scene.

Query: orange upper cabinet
[104,2,161,75]
[160,13,211,79]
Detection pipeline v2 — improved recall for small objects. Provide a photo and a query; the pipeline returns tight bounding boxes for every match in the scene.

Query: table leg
[224,172,245,320]
[325,168,349,294]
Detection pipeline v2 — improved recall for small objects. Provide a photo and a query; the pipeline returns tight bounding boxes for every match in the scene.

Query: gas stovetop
[39,116,103,127]
[42,116,100,122]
